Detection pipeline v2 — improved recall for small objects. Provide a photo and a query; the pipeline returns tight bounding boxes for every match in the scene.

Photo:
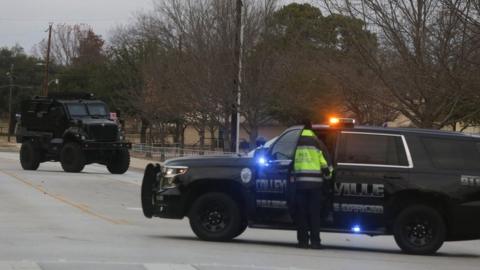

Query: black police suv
[141,120,480,255]
[16,93,131,174]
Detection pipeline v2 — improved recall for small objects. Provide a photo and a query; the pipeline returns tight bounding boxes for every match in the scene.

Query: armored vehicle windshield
[66,102,108,118]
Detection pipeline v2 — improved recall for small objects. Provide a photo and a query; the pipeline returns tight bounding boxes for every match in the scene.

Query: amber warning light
[329,117,340,125]
[329,117,355,127]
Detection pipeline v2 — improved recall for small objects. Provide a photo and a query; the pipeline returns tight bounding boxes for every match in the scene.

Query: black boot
[297,230,309,249]
[311,241,323,250]
[298,242,309,249]
[310,233,322,250]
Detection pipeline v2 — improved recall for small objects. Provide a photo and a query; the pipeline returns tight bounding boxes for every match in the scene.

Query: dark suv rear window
[337,133,409,166]
[422,137,480,171]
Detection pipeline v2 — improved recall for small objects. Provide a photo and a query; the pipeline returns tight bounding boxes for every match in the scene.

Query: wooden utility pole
[42,23,53,96]
[7,64,14,142]
[230,0,243,153]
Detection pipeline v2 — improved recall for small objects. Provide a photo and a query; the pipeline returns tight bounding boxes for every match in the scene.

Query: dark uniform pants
[295,187,323,244]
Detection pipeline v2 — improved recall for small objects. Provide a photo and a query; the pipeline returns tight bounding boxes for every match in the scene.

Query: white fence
[131,144,236,161]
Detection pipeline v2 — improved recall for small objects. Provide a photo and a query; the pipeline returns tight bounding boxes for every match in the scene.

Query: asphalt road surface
[1,152,479,270]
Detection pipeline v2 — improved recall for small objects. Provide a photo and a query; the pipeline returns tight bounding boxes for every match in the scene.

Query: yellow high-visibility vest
[294,129,330,182]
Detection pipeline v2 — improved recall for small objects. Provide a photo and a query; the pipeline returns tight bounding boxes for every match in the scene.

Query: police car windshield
[247,137,278,157]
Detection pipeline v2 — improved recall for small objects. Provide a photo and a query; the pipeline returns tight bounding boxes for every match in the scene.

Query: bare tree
[35,24,95,66]
[322,0,480,128]
[149,0,278,149]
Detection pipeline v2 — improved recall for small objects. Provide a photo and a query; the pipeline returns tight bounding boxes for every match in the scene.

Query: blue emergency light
[257,156,267,166]
[351,225,362,233]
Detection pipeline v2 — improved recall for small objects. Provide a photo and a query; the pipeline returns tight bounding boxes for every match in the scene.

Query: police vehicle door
[334,131,412,231]
[253,129,301,226]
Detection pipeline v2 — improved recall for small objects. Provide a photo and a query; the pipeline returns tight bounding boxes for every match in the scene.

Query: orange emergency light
[329,117,340,125]
[328,117,355,128]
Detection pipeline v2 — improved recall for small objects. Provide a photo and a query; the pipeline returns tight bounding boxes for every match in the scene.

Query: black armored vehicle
[16,93,131,174]
[141,119,480,254]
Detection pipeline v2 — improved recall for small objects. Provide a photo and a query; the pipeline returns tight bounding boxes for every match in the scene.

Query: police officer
[293,120,332,249]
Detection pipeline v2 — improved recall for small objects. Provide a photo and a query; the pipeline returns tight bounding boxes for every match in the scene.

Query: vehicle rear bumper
[82,141,131,150]
[448,201,480,241]
[153,188,185,219]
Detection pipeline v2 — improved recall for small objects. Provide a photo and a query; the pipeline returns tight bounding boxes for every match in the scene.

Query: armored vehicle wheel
[393,204,446,255]
[141,164,159,218]
[60,142,85,173]
[20,141,41,170]
[107,149,130,174]
[188,192,242,242]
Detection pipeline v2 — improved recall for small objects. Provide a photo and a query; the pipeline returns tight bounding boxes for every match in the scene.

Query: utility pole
[42,23,53,96]
[7,64,14,142]
[231,0,244,153]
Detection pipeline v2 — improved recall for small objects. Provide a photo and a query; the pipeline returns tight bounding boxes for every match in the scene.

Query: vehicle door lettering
[334,182,384,197]
[333,203,384,214]
[256,199,287,209]
[461,175,480,187]
[256,179,287,193]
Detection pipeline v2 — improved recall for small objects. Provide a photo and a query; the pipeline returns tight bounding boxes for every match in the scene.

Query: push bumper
[82,141,131,150]
[448,201,480,241]
[153,188,185,219]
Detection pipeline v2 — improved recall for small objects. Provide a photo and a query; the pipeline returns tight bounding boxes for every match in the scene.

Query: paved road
[0,152,479,270]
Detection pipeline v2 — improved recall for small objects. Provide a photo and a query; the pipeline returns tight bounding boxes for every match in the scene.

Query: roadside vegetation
[1,0,479,150]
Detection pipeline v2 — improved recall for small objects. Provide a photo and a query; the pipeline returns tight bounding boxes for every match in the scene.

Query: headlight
[160,166,188,189]
[163,166,188,177]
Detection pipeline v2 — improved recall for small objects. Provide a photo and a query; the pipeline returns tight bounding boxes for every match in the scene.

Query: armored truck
[16,93,131,174]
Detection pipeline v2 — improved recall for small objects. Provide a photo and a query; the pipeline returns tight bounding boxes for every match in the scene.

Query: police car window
[270,130,301,160]
[67,104,88,116]
[247,137,278,157]
[422,138,480,171]
[338,133,408,166]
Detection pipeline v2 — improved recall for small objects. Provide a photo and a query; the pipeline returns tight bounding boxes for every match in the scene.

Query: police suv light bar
[329,117,355,128]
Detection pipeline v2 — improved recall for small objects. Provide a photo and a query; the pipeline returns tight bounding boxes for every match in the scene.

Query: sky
[0,0,311,54]
[0,0,153,53]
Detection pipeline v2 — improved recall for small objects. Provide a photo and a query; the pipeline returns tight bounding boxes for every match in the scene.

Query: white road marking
[0,261,315,270]
[144,264,197,270]
[0,261,42,270]
[193,263,312,269]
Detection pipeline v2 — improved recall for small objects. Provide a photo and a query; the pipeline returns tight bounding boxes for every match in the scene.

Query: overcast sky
[0,0,310,54]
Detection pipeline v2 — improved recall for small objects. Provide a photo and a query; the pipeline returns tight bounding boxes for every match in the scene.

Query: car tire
[106,149,130,174]
[188,192,242,242]
[141,164,160,218]
[393,204,446,255]
[60,142,85,173]
[20,141,41,170]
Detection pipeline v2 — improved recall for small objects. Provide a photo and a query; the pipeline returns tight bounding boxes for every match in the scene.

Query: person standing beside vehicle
[293,120,332,249]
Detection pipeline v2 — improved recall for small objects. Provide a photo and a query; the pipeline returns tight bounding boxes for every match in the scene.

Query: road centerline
[0,168,127,225]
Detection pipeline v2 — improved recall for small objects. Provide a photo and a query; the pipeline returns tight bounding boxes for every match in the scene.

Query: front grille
[87,124,118,141]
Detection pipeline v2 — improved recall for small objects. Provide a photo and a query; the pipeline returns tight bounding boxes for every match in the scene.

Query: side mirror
[254,147,270,166]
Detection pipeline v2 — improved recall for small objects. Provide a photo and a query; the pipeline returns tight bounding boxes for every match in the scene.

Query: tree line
[1,0,479,150]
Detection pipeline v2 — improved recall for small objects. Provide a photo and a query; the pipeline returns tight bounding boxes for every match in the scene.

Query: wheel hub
[200,203,228,233]
[207,211,223,225]
[406,220,433,246]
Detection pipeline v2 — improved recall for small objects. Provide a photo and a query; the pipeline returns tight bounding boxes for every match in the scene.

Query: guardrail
[131,144,236,161]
